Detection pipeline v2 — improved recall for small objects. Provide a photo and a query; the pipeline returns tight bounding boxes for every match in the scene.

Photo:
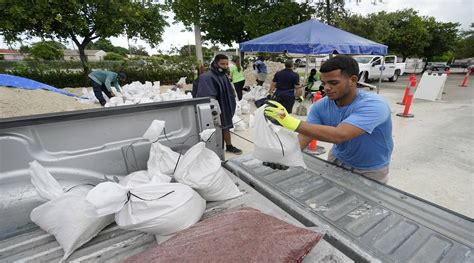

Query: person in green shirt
[88,70,126,106]
[305,68,325,99]
[229,57,245,100]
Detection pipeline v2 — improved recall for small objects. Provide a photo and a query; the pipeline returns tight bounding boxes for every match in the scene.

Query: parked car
[353,55,406,82]
[294,58,307,68]
[427,62,450,72]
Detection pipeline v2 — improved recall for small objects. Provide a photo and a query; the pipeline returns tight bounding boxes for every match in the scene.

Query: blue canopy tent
[239,19,387,55]
[239,19,388,93]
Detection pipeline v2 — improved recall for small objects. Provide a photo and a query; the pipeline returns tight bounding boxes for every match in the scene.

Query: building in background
[0,49,26,61]
[63,50,106,62]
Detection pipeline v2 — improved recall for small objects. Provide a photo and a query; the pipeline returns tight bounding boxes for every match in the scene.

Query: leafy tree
[171,0,315,45]
[380,9,431,61]
[1,0,168,73]
[130,45,149,56]
[103,52,124,61]
[313,0,347,26]
[29,41,64,60]
[421,17,459,62]
[19,45,30,53]
[87,38,129,56]
[455,23,474,59]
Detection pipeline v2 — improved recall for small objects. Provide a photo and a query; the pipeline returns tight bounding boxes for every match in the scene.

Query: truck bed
[225,154,474,262]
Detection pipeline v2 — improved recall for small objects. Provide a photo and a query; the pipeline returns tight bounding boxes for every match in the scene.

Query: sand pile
[0,87,99,118]
[0,84,194,119]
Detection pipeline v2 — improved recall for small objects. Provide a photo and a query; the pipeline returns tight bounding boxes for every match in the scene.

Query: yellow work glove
[264,100,301,131]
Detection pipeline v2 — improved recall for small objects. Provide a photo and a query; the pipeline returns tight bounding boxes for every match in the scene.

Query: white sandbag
[240,99,250,114]
[110,96,123,105]
[86,182,205,235]
[119,170,170,188]
[232,115,247,131]
[249,114,255,128]
[200,128,216,141]
[29,161,63,200]
[143,120,165,142]
[29,161,113,260]
[139,97,154,104]
[176,77,187,87]
[252,107,306,168]
[147,142,180,176]
[174,142,242,201]
[235,101,242,116]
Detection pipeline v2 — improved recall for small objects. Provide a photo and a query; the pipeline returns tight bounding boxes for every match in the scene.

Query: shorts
[256,73,267,82]
[328,150,389,184]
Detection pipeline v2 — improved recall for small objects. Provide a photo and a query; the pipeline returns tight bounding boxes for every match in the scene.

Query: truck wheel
[359,72,368,83]
[389,70,400,82]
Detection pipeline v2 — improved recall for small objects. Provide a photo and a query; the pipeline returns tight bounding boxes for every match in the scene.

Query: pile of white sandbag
[27,120,243,259]
[79,79,193,107]
[242,84,271,102]
[232,98,252,131]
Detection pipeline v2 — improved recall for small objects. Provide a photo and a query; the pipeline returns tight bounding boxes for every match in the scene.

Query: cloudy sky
[1,0,472,54]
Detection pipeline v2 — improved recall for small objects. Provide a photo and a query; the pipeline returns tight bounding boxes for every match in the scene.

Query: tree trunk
[326,0,331,25]
[77,45,90,74]
[70,35,91,75]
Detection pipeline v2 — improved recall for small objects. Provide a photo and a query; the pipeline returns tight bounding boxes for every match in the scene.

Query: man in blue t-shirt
[254,56,268,86]
[264,56,393,183]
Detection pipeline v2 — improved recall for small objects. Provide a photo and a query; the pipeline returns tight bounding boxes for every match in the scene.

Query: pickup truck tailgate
[224,154,474,263]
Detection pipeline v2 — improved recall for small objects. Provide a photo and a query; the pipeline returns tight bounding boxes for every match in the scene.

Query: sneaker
[226,145,243,155]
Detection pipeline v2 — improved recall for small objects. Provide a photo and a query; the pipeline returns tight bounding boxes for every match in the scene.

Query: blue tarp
[239,19,387,55]
[0,74,81,98]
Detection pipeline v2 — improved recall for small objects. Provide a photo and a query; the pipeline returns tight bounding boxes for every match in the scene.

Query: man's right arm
[298,134,313,150]
[196,75,218,99]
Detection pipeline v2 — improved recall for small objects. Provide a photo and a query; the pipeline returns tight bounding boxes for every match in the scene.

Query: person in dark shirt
[268,60,302,113]
[194,54,242,155]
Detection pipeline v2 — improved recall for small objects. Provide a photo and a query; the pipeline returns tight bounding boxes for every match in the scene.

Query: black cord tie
[65,183,97,193]
[125,190,175,205]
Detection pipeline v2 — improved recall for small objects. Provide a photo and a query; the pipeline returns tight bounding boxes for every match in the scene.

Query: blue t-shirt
[255,60,268,74]
[307,90,393,170]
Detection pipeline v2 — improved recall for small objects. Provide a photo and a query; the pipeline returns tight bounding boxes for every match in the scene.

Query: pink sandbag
[124,207,323,263]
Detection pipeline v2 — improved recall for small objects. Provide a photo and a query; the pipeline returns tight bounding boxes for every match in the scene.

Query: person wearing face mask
[264,56,393,184]
[194,54,243,155]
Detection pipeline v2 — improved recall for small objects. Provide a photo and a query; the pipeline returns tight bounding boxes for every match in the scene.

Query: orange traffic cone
[460,67,471,87]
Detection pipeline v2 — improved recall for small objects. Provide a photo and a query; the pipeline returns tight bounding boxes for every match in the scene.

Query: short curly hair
[320,56,359,78]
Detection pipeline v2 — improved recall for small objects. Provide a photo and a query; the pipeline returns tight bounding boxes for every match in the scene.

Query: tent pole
[377,56,385,94]
[305,54,309,82]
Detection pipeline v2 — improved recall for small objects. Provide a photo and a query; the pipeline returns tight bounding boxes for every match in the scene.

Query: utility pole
[194,25,204,64]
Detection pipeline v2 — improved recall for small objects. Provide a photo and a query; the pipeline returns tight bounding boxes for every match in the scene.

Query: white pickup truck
[353,55,406,83]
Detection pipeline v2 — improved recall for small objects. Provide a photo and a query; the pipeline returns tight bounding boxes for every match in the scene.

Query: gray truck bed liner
[225,155,474,263]
[0,99,348,262]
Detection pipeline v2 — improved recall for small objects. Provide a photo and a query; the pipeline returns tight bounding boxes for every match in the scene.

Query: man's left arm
[113,81,121,93]
[297,122,365,144]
